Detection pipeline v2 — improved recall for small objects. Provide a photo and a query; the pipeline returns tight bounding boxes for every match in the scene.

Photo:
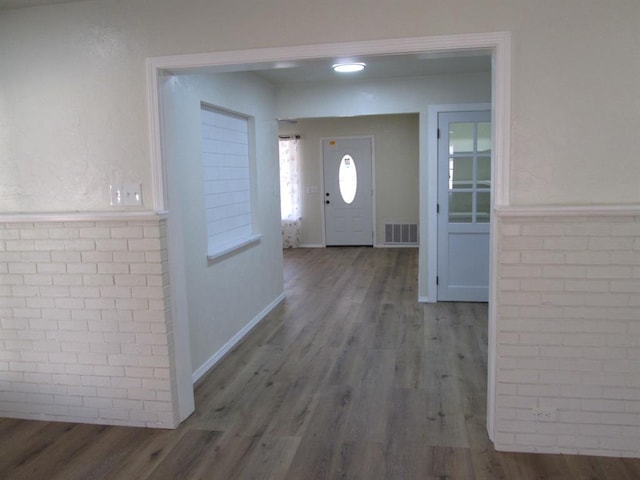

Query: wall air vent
[384,223,418,245]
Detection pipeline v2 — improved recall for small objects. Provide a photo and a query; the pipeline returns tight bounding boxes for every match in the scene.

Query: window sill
[207,234,263,262]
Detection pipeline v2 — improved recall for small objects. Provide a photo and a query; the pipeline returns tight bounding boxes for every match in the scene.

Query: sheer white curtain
[279,138,301,248]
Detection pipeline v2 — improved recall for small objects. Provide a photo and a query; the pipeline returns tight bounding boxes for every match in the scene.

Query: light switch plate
[109,185,122,206]
[121,183,142,206]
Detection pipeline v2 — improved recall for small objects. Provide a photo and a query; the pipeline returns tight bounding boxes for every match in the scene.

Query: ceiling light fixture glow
[332,62,366,73]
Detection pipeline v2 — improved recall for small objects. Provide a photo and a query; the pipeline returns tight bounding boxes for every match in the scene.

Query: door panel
[437,111,491,302]
[323,138,373,246]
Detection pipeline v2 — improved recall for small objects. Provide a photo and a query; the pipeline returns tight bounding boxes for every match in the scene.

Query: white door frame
[147,32,511,440]
[321,135,376,246]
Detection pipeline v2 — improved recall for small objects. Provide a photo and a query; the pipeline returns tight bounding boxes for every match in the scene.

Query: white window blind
[201,105,258,258]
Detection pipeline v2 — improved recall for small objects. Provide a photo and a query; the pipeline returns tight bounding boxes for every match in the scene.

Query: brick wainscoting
[0,213,177,428]
[494,208,640,457]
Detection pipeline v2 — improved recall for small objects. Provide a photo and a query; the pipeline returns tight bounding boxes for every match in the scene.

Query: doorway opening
[147,33,511,440]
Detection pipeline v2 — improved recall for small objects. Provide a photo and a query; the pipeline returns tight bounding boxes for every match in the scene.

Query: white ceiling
[252,53,491,85]
[182,51,492,87]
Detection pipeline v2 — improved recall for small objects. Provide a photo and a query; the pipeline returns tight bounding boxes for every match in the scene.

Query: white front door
[323,137,373,246]
[437,111,491,301]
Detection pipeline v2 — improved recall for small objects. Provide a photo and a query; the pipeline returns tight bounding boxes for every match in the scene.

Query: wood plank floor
[1,247,640,479]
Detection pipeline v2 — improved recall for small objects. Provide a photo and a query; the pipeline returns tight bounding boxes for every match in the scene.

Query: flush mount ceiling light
[332,62,366,73]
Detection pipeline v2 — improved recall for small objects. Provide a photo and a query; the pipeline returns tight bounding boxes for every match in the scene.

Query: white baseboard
[297,244,325,248]
[192,292,286,383]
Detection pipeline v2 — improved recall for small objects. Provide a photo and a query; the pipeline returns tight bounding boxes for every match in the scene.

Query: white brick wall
[495,210,640,457]
[0,213,177,428]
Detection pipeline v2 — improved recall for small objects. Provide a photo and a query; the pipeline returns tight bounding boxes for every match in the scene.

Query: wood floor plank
[0,422,111,479]
[0,418,52,476]
[384,387,430,478]
[342,348,395,443]
[262,388,320,437]
[424,445,476,479]
[230,433,301,480]
[283,385,355,480]
[469,445,510,480]
[330,441,387,480]
[325,320,376,387]
[53,425,188,480]
[393,314,426,390]
[144,429,226,480]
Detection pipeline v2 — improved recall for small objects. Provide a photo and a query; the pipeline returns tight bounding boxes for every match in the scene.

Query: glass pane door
[447,121,491,224]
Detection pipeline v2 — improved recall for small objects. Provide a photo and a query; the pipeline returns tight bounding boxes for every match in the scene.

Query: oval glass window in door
[339,154,358,204]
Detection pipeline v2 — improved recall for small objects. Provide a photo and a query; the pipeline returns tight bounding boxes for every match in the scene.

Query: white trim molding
[491,34,511,207]
[147,30,512,443]
[0,211,166,223]
[496,204,640,217]
[207,234,263,262]
[148,31,512,72]
[147,61,166,213]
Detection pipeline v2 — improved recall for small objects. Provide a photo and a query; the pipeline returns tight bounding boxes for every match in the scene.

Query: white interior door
[437,111,491,301]
[323,137,373,246]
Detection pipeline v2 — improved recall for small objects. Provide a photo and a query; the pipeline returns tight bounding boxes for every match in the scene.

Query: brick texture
[495,213,640,457]
[0,215,176,428]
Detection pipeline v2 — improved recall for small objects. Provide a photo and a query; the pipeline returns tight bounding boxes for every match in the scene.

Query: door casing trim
[147,31,511,440]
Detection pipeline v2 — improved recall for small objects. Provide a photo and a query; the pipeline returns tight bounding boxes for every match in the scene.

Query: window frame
[200,102,262,261]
